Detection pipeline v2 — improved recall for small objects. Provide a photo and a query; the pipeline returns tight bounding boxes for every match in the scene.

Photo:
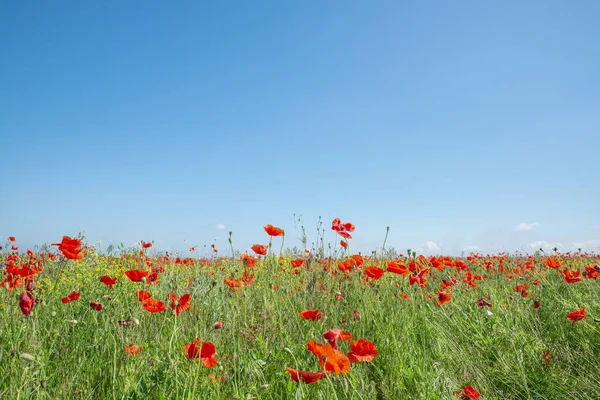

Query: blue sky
[1,1,599,256]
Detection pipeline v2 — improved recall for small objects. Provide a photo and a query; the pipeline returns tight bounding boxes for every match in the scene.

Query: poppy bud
[19,290,35,316]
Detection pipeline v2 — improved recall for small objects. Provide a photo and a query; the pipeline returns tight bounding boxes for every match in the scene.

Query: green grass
[1,245,600,399]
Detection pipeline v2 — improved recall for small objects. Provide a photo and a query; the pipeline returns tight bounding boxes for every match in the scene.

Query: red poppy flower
[90,302,103,311]
[566,308,586,324]
[386,261,409,275]
[290,259,305,268]
[52,236,85,260]
[168,292,191,315]
[307,341,351,374]
[8,236,16,242]
[213,320,224,329]
[100,275,117,289]
[61,291,81,304]
[561,269,583,284]
[346,339,378,363]
[125,270,149,282]
[323,328,352,350]
[142,298,166,313]
[476,298,492,308]
[364,266,385,280]
[240,253,258,268]
[299,309,322,321]
[340,240,348,248]
[534,299,541,309]
[544,258,561,269]
[19,290,35,316]
[264,224,284,237]
[331,218,355,233]
[125,344,143,356]
[435,291,452,306]
[146,272,160,285]
[224,277,241,291]
[286,368,324,384]
[184,338,218,367]
[137,290,152,301]
[11,245,18,251]
[141,241,153,249]
[463,386,481,399]
[251,244,268,256]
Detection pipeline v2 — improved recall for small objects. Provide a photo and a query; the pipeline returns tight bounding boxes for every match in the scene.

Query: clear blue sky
[1,1,599,255]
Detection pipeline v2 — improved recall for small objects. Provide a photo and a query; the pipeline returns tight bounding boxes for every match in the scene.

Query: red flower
[90,302,103,311]
[299,309,322,321]
[346,339,378,363]
[100,275,117,289]
[251,244,268,256]
[125,270,149,282]
[561,269,583,284]
[386,261,409,275]
[143,298,166,313]
[534,299,541,309]
[213,320,224,329]
[290,259,305,268]
[463,386,481,399]
[146,271,160,285]
[8,236,16,242]
[323,328,352,350]
[168,292,191,315]
[52,236,85,260]
[566,308,586,324]
[476,298,492,308]
[364,266,385,280]
[307,341,351,374]
[125,344,143,356]
[19,290,35,316]
[141,241,153,249]
[137,290,152,301]
[286,368,324,384]
[61,291,81,304]
[184,338,218,367]
[264,224,284,237]
[435,291,452,306]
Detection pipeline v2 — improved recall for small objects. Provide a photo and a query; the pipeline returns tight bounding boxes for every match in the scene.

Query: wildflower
[19,290,35,315]
[346,339,378,363]
[89,302,103,311]
[167,292,191,315]
[125,344,143,356]
[61,291,81,304]
[435,291,452,306]
[364,266,385,280]
[463,386,481,399]
[264,224,284,237]
[323,328,352,350]
[286,368,324,384]
[299,310,322,321]
[125,270,148,282]
[566,308,586,324]
[251,244,268,256]
[142,298,166,313]
[100,275,117,289]
[141,241,152,249]
[52,236,84,260]
[184,338,218,367]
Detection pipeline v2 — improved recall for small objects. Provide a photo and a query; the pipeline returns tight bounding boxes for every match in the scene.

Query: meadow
[2,220,600,400]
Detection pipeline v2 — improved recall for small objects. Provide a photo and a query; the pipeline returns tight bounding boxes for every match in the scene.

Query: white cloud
[419,241,441,254]
[573,239,600,252]
[514,222,539,232]
[526,240,563,252]
[463,245,483,253]
[216,224,227,230]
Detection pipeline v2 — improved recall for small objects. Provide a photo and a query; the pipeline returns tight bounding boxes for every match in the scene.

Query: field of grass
[2,223,600,400]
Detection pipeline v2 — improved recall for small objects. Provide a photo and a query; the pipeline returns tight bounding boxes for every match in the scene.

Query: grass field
[2,223,600,400]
